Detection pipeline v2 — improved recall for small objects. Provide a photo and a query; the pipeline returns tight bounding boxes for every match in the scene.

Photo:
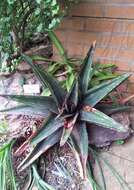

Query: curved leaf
[83,73,130,107]
[96,104,132,115]
[80,108,127,132]
[65,80,79,112]
[22,54,65,107]
[1,94,58,114]
[0,105,50,116]
[32,165,55,190]
[31,115,63,146]
[78,42,96,94]
[71,122,89,179]
[18,129,62,171]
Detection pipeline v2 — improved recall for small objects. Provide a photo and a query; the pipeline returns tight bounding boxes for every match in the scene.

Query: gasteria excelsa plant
[0,42,130,185]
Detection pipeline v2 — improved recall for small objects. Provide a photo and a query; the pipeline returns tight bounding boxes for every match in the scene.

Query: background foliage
[0,0,79,72]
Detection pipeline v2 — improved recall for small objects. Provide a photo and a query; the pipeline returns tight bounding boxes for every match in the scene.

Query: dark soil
[44,144,83,190]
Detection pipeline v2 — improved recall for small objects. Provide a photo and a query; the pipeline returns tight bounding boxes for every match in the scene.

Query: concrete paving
[94,138,134,190]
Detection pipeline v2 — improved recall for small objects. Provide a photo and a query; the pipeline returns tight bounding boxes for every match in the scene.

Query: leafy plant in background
[0,120,16,190]
[0,141,17,190]
[25,165,55,190]
[0,0,85,93]
[0,43,131,189]
[34,53,118,94]
[0,0,79,73]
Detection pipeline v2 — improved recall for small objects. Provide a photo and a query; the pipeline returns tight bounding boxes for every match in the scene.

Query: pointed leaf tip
[79,42,96,94]
[92,40,96,49]
[18,129,62,171]
[84,73,130,107]
[80,109,127,132]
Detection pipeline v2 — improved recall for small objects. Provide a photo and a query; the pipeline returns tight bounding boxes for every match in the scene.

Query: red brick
[105,5,134,19]
[66,43,85,57]
[106,0,134,3]
[59,18,85,31]
[71,2,134,19]
[85,18,134,34]
[98,34,134,49]
[63,31,99,45]
[71,3,104,17]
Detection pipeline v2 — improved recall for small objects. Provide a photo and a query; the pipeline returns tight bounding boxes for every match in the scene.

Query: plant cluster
[0,43,131,189]
[0,0,78,73]
[0,120,16,190]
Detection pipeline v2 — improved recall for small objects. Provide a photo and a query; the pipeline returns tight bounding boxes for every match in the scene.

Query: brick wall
[54,0,134,88]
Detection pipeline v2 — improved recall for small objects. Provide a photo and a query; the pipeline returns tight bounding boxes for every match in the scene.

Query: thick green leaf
[0,105,50,116]
[1,94,58,114]
[0,141,17,190]
[65,80,79,112]
[79,42,96,94]
[80,108,127,132]
[84,73,130,106]
[96,104,132,115]
[7,141,17,190]
[71,122,89,179]
[22,54,65,107]
[31,115,63,146]
[18,129,62,171]
[66,72,75,92]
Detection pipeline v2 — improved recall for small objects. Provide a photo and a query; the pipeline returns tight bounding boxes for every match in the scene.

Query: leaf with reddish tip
[18,129,62,171]
[60,126,73,147]
[60,113,79,146]
[84,73,130,107]
[22,54,65,107]
[80,108,127,132]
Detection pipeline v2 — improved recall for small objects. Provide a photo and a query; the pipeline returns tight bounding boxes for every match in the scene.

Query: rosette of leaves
[0,43,130,183]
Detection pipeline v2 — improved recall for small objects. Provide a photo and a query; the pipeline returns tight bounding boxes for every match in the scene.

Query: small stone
[17,61,31,71]
[23,84,40,94]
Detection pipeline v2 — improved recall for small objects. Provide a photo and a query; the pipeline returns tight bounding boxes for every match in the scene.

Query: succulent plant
[0,42,130,181]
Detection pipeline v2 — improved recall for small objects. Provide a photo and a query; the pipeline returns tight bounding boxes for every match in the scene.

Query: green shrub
[0,0,79,73]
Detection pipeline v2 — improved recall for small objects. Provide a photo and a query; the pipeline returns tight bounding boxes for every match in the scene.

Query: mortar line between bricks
[57,28,134,36]
[106,151,134,164]
[72,15,134,22]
